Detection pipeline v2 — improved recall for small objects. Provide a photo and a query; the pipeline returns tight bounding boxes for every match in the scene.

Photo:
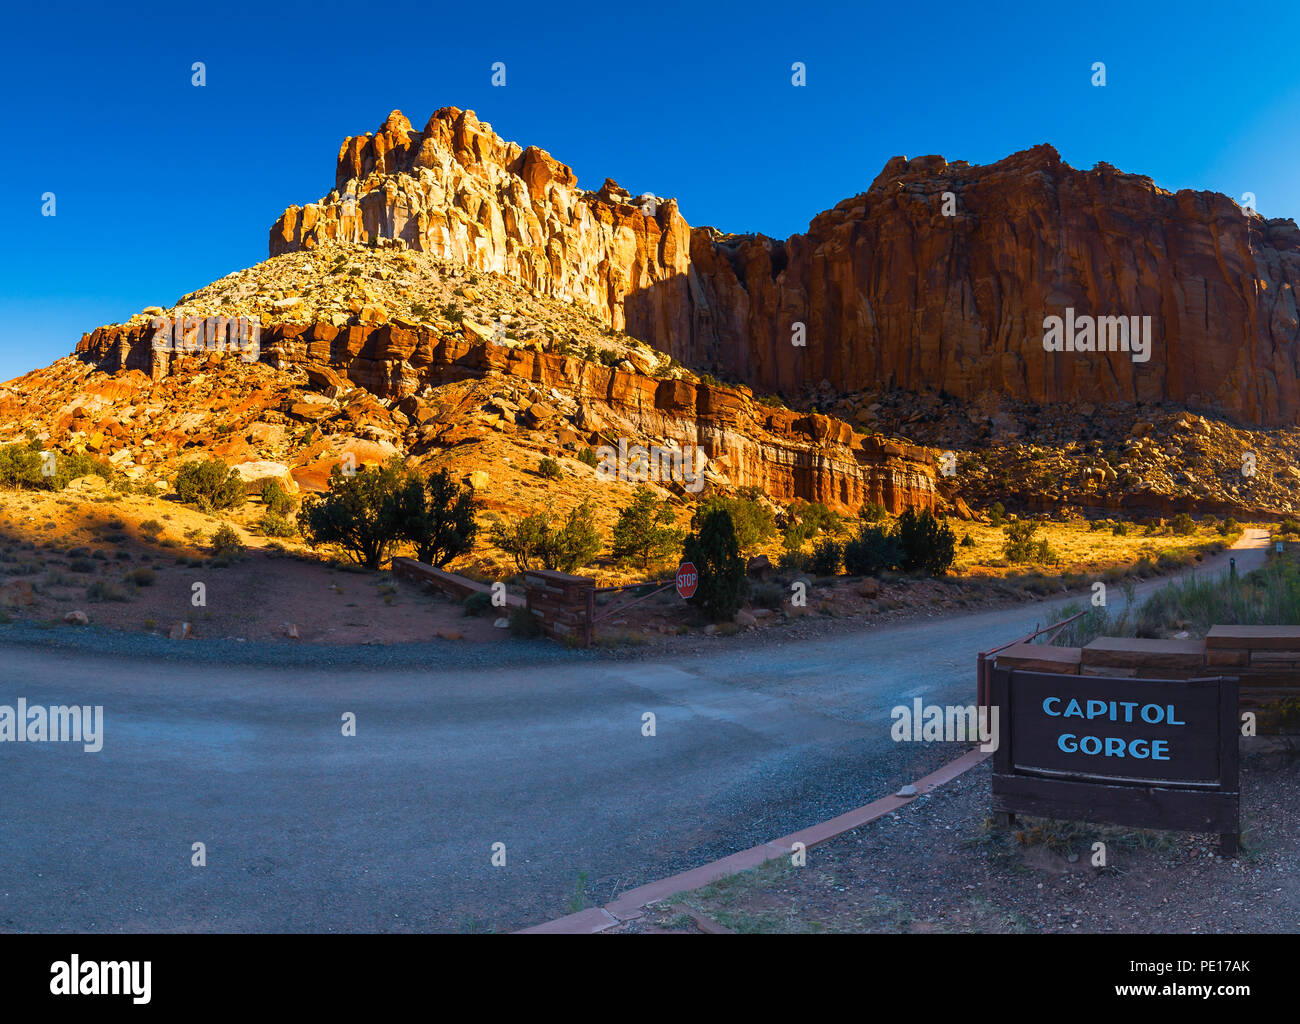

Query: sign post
[675,561,698,600]
[990,668,1240,854]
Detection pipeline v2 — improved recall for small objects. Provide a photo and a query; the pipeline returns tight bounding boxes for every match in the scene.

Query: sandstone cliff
[73,317,938,512]
[271,111,1300,427]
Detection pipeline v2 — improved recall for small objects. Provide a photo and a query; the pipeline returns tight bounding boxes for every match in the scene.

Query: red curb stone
[516,907,620,934]
[518,747,993,933]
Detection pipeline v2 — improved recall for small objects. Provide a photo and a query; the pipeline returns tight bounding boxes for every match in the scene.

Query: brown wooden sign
[989,667,1240,854]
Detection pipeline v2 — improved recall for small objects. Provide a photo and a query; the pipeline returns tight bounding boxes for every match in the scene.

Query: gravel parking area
[627,743,1299,934]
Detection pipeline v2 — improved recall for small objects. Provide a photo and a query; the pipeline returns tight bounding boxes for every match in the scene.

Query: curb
[516,745,992,933]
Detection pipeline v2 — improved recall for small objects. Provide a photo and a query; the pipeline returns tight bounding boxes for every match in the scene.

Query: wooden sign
[989,667,1240,854]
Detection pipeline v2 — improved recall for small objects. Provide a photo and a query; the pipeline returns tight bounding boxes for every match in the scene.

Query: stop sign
[675,561,698,599]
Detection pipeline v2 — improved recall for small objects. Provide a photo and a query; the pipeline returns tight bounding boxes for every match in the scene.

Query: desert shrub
[781,519,813,551]
[1003,520,1042,563]
[1218,517,1240,536]
[1170,512,1196,536]
[777,547,810,573]
[210,524,245,559]
[682,508,747,623]
[125,567,156,587]
[0,442,114,491]
[508,606,542,637]
[258,512,297,538]
[691,493,775,556]
[139,519,164,539]
[1111,521,1129,536]
[260,478,296,516]
[988,502,1006,527]
[960,532,976,548]
[749,581,784,610]
[790,500,842,537]
[612,487,683,571]
[394,467,481,567]
[176,458,246,512]
[894,508,956,576]
[69,558,95,573]
[577,447,599,469]
[490,500,601,573]
[858,502,888,524]
[297,461,406,570]
[843,524,902,576]
[809,538,843,576]
[538,457,564,481]
[86,580,129,602]
[462,591,494,617]
[1279,518,1300,537]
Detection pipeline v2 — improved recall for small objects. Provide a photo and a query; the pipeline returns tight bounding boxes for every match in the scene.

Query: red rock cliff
[271,112,1300,427]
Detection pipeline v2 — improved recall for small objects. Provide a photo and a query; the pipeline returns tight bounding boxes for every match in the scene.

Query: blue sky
[3,0,1299,383]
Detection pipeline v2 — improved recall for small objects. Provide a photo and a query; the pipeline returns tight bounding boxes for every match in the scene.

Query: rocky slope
[3,245,938,522]
[271,109,1300,428]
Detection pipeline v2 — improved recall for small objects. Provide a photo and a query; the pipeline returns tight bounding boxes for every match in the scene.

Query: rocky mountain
[4,241,938,529]
[271,109,1300,428]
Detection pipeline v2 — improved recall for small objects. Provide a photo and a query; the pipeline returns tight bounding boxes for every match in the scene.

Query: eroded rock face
[75,321,938,513]
[269,107,696,355]
[684,147,1300,428]
[271,113,1300,427]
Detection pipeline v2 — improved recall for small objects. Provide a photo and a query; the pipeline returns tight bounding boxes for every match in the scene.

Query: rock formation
[271,111,1300,427]
[73,320,938,512]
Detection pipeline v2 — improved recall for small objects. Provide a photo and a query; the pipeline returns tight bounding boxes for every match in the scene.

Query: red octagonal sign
[675,561,698,599]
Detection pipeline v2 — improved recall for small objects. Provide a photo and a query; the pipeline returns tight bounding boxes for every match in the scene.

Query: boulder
[234,460,298,494]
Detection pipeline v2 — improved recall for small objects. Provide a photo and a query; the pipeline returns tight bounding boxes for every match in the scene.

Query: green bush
[682,508,748,623]
[790,500,842,537]
[988,502,1006,527]
[394,466,481,567]
[176,458,246,512]
[843,524,902,576]
[1003,520,1041,563]
[538,457,564,481]
[125,567,156,587]
[1170,512,1196,536]
[1218,517,1240,537]
[86,580,129,602]
[1112,521,1129,536]
[210,524,246,559]
[490,500,602,573]
[577,447,599,469]
[139,519,164,539]
[462,591,494,617]
[777,548,810,573]
[0,442,113,491]
[691,492,775,556]
[258,512,297,538]
[809,538,843,576]
[297,461,405,570]
[960,532,976,548]
[612,487,683,571]
[260,478,296,516]
[894,508,956,576]
[508,606,542,637]
[858,502,888,524]
[749,581,784,610]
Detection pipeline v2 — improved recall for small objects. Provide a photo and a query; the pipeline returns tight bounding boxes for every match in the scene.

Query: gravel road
[0,531,1269,932]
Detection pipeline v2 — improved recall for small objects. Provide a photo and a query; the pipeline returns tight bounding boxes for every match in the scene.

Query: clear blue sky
[3,0,1299,383]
